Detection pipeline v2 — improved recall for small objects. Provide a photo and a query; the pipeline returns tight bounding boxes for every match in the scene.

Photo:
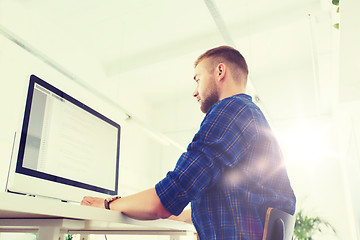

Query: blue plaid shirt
[156,94,296,240]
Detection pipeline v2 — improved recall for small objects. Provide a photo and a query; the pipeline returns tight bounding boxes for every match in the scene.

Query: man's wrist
[104,196,121,210]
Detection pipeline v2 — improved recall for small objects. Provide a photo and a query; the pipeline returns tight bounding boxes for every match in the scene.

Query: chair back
[262,207,295,240]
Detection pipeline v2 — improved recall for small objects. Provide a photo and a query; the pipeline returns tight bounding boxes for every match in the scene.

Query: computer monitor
[6,74,120,202]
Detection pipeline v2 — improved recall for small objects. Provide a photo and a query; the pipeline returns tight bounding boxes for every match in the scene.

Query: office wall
[333,102,360,239]
[151,94,203,175]
[336,0,360,237]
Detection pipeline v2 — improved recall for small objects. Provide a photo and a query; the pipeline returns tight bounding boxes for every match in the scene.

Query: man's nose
[193,87,198,98]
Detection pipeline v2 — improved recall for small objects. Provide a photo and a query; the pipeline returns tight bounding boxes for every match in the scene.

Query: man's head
[193,46,249,113]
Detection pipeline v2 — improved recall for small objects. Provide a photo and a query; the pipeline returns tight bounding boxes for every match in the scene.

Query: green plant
[65,234,73,240]
[332,0,340,29]
[293,209,336,240]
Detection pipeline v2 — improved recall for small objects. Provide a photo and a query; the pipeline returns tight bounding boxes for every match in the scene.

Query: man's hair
[194,46,249,79]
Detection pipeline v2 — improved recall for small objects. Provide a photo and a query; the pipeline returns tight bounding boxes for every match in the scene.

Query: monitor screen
[7,75,120,201]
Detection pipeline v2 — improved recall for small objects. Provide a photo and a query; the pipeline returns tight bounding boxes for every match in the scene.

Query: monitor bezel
[14,74,120,197]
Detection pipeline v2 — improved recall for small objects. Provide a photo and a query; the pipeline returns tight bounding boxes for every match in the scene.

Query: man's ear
[216,63,226,81]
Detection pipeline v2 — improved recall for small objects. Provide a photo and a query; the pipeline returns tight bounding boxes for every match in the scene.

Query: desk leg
[38,226,63,240]
[169,236,180,240]
[169,233,198,240]
[79,233,89,240]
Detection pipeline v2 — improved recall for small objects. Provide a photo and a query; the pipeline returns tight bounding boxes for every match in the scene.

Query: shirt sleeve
[155,98,257,215]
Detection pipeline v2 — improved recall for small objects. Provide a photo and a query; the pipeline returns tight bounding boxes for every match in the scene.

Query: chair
[262,207,296,240]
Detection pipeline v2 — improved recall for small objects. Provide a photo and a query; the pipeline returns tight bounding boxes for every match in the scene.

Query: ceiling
[0,0,337,142]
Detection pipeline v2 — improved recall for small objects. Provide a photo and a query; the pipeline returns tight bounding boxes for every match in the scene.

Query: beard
[200,84,219,113]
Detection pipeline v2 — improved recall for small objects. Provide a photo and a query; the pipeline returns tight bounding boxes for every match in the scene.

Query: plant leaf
[294,209,337,239]
[337,7,339,12]
[332,0,339,6]
[333,23,339,29]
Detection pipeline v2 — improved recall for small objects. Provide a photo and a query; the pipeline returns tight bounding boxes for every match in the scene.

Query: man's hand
[81,196,105,209]
[80,188,171,220]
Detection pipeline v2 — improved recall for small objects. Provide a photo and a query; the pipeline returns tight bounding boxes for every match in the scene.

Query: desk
[0,192,195,240]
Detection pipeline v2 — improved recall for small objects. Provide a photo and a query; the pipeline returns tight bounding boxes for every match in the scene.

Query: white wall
[151,94,203,177]
[333,102,360,239]
[335,0,360,237]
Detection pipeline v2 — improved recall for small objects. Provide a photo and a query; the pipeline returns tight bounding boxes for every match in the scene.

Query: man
[81,46,296,239]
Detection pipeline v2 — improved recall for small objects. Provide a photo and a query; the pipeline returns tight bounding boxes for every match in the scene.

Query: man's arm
[167,209,192,224]
[81,188,171,220]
